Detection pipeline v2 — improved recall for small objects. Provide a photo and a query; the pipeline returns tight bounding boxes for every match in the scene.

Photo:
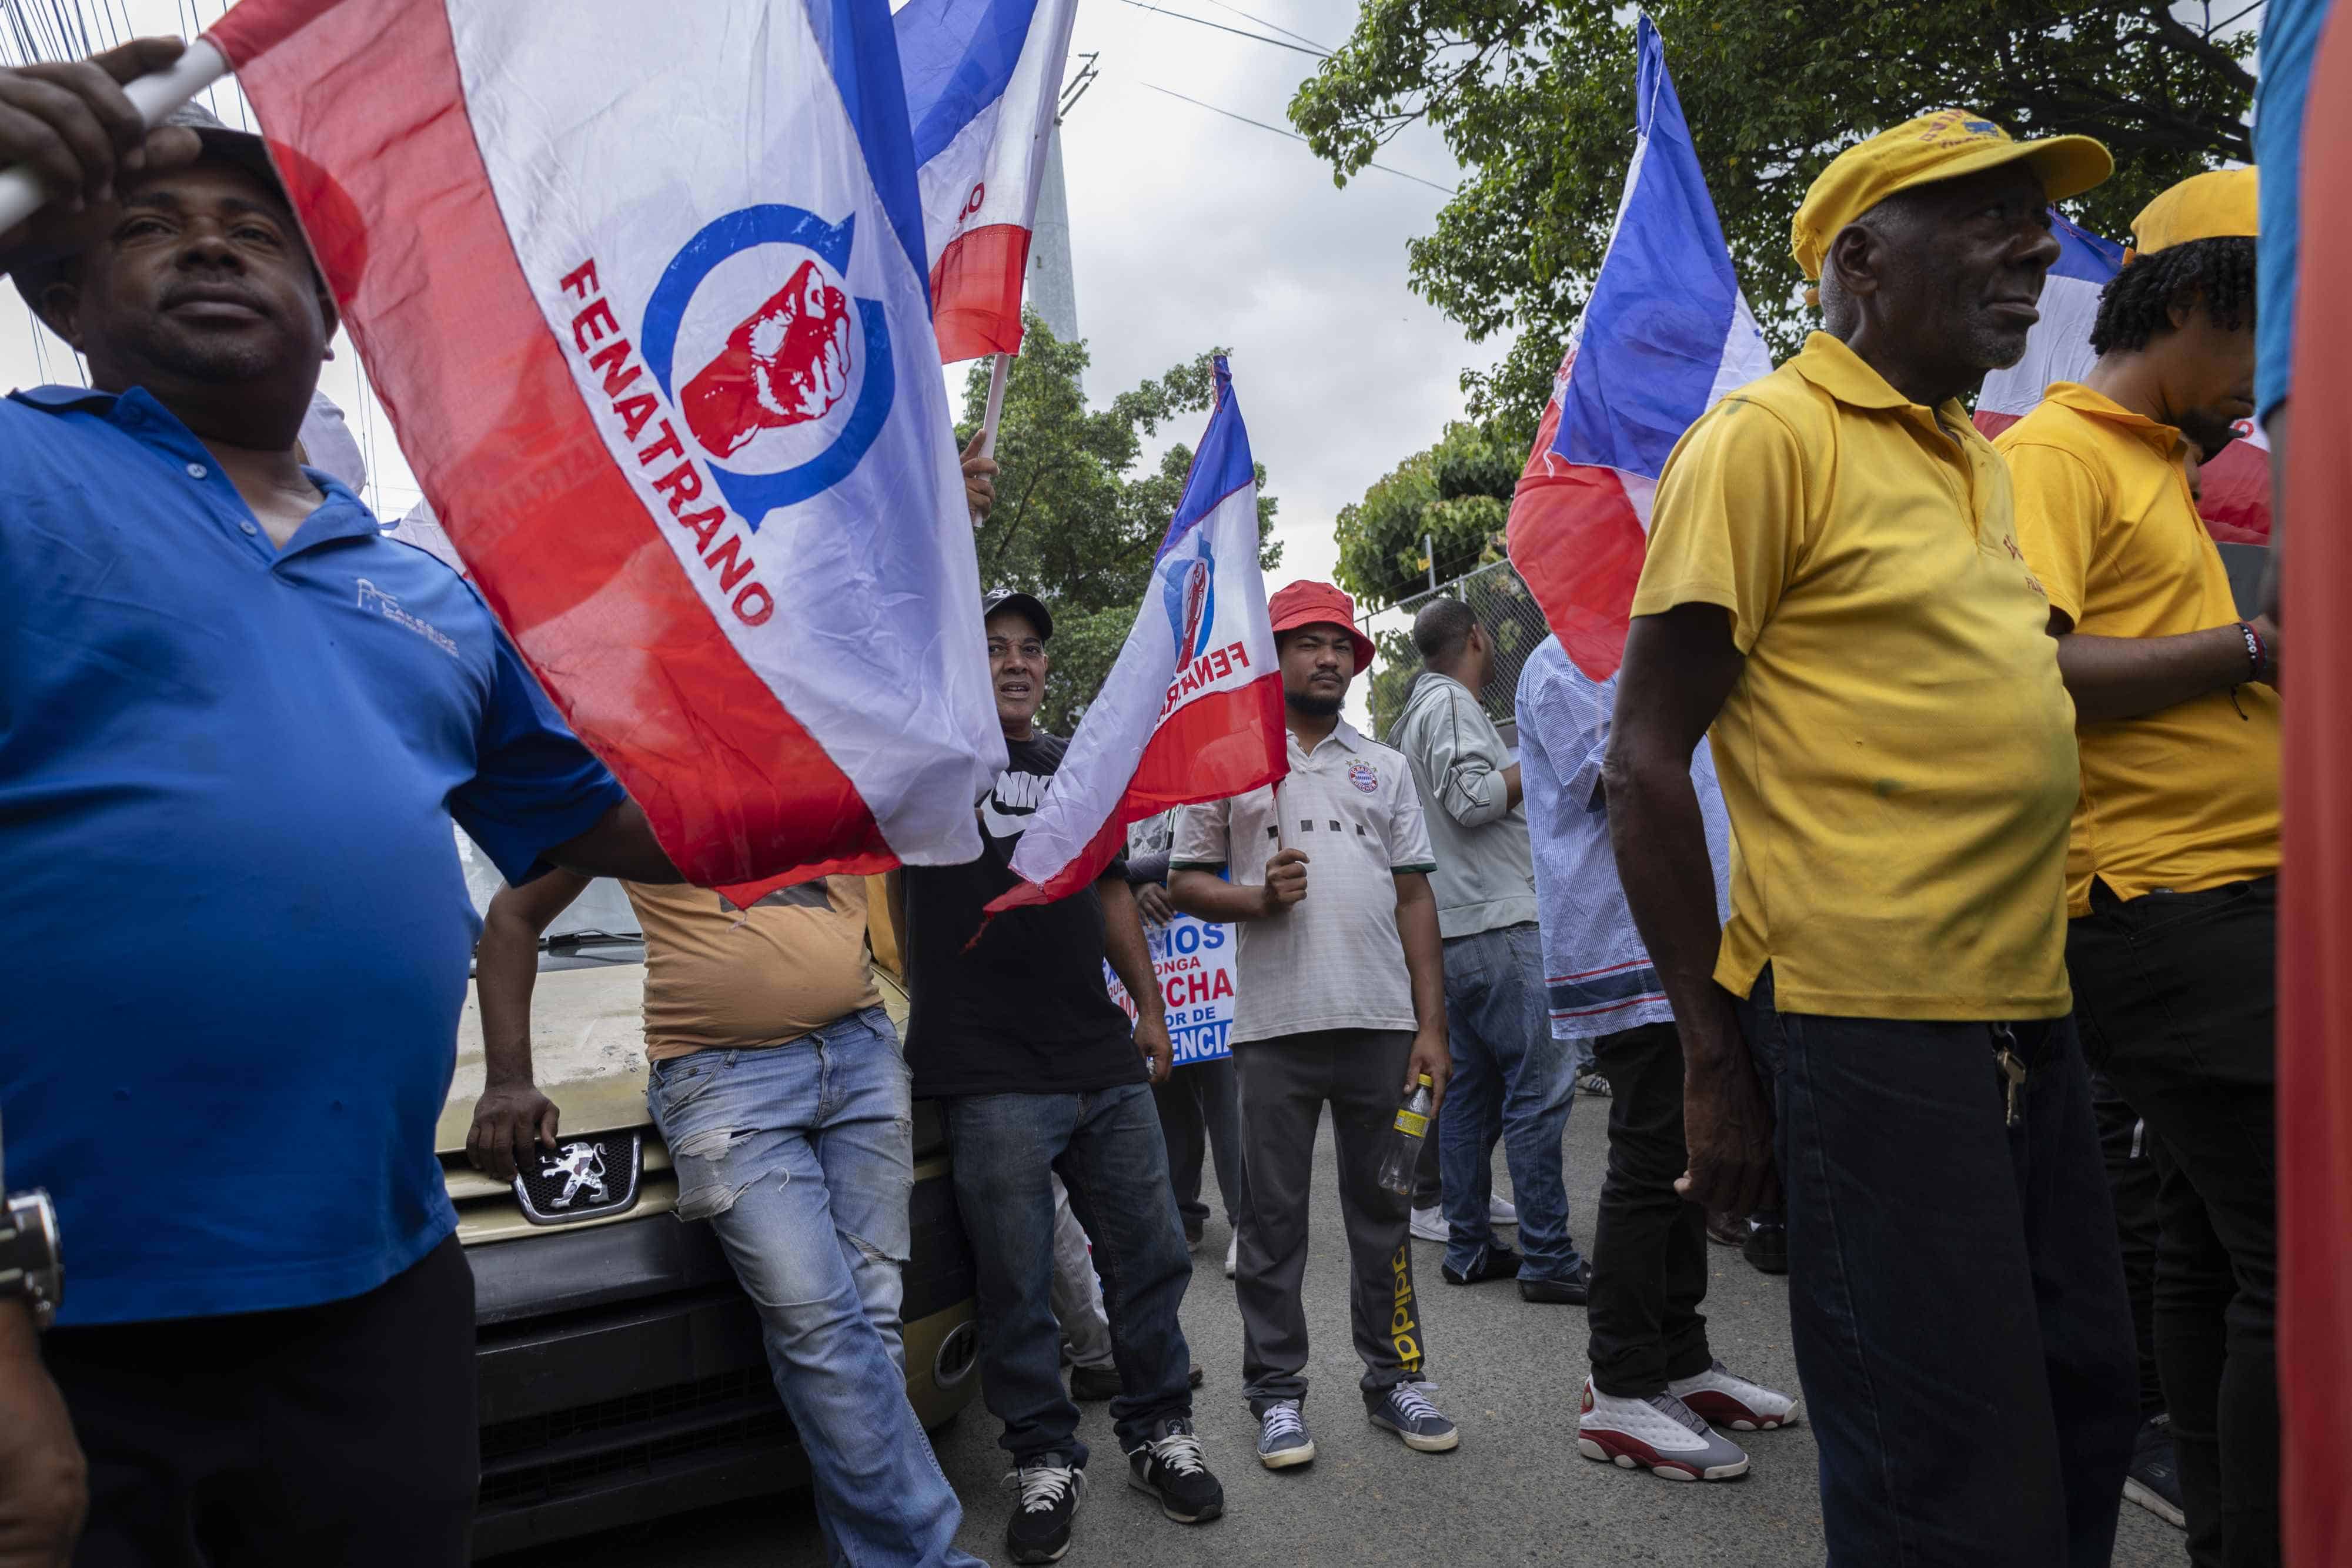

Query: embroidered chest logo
[2001,535,2049,599]
[355,579,461,658]
[1347,761,1379,794]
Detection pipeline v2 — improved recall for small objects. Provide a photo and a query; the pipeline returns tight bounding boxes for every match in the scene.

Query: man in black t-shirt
[896,590,1222,1566]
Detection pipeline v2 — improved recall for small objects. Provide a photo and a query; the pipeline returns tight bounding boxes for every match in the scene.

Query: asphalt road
[487,1093,2186,1568]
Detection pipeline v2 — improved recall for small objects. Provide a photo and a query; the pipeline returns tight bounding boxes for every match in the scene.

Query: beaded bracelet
[2238,620,2266,682]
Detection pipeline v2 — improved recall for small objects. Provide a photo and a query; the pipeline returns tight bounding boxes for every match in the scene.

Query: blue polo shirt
[0,385,624,1325]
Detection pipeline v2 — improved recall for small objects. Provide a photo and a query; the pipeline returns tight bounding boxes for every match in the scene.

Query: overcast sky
[1,0,1499,624]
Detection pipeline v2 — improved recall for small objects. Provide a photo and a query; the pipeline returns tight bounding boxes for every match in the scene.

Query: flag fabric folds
[1504,15,1771,682]
[206,0,1005,901]
[988,357,1285,910]
[894,0,1078,362]
[1976,210,2272,544]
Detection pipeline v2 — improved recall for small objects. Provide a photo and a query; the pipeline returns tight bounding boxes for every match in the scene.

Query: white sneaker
[1224,1232,1238,1279]
[1409,1204,1446,1243]
[1665,1359,1800,1431]
[1488,1195,1518,1226]
[1576,1380,1749,1480]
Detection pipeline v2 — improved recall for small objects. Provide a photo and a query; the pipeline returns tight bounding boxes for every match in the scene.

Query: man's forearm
[475,915,544,1089]
[2056,626,2264,723]
[1395,887,1446,1035]
[1605,753,1733,1052]
[1169,868,1262,923]
[1097,879,1167,1025]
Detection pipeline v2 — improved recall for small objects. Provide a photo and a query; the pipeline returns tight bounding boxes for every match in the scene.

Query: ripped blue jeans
[647,1007,981,1568]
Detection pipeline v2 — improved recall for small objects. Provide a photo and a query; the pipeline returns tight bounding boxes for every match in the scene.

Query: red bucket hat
[1268,580,1377,671]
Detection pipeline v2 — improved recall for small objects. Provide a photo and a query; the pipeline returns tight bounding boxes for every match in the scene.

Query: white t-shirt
[1172,720,1435,1044]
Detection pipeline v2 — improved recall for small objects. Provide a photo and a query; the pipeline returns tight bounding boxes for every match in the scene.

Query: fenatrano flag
[989,358,1286,911]
[1975,210,2272,544]
[895,0,1078,362]
[1505,14,1769,682]
[204,0,1006,901]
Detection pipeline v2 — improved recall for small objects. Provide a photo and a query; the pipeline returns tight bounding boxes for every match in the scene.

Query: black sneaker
[2123,1414,2186,1529]
[1126,1416,1225,1523]
[1743,1218,1789,1275]
[1441,1242,1523,1285]
[1519,1258,1595,1305]
[1003,1454,1085,1564]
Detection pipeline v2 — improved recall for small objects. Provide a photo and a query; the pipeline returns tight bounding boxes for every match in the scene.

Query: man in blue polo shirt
[0,45,678,1565]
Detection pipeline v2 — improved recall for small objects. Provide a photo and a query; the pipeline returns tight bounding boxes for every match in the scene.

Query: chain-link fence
[1354,558,1553,745]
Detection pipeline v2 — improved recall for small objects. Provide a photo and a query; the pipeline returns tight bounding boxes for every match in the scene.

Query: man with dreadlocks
[1997,168,2280,1568]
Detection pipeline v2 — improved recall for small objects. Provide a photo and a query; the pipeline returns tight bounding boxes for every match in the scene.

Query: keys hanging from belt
[1992,1023,2026,1128]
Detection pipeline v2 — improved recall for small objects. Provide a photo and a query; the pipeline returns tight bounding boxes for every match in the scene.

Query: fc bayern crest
[1348,760,1379,794]
[641,205,897,527]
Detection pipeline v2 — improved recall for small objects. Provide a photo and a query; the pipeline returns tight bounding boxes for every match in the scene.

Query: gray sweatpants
[1232,1027,1428,1412]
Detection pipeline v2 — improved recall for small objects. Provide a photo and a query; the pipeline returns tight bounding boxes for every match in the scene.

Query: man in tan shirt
[468,872,985,1568]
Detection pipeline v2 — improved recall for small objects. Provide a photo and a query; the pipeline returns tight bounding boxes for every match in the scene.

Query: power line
[1111,0,1328,58]
[1190,0,1329,52]
[1138,81,1458,195]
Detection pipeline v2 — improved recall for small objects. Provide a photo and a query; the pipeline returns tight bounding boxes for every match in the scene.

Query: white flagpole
[0,39,230,234]
[978,350,1011,460]
[974,0,1082,460]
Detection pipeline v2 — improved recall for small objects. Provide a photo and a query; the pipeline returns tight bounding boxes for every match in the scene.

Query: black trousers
[1584,1021,1711,1398]
[2069,875,2279,1568]
[44,1235,478,1568]
[2089,1066,2170,1421]
[1152,1055,1250,1229]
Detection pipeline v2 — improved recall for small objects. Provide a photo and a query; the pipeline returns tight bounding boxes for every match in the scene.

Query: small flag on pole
[895,0,1080,362]
[204,0,1006,901]
[1975,212,2271,544]
[987,357,1285,910]
[1505,15,1770,681]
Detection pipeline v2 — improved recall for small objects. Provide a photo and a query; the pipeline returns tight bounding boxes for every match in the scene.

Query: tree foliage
[1291,1,2258,429]
[960,315,1282,733]
[1331,417,1527,612]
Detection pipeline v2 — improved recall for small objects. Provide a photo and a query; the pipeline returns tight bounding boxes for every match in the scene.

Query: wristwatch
[0,1189,62,1330]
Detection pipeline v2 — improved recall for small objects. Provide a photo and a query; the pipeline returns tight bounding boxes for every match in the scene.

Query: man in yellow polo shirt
[1999,169,2280,1567]
[1602,111,2140,1566]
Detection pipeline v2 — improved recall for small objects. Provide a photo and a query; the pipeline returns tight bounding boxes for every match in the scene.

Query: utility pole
[1023,51,1097,346]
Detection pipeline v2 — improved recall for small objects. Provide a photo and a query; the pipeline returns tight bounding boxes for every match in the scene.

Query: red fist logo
[683,259,854,459]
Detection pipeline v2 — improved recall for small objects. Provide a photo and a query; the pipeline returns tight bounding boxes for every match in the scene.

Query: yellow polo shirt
[1632,333,2079,1019]
[1996,383,2280,916]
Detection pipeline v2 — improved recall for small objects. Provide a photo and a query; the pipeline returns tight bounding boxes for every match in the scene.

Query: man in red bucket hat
[1171,580,1459,1468]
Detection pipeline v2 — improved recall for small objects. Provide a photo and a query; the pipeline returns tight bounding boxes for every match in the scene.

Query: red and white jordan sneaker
[1666,1360,1800,1431]
[1576,1380,1750,1481]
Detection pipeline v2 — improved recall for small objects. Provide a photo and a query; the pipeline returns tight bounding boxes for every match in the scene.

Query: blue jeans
[1741,968,2139,1567]
[944,1082,1195,1467]
[1438,923,1583,1283]
[647,1008,981,1568]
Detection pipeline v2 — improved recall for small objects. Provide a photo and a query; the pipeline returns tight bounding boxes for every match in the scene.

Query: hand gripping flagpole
[0,39,230,235]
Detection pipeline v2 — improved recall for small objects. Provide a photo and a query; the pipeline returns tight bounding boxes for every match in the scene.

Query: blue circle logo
[641,205,896,529]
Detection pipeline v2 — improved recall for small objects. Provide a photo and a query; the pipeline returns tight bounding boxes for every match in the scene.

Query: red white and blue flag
[894,0,1078,361]
[1975,212,2272,544]
[988,358,1285,910]
[1505,16,1770,681]
[205,0,1005,899]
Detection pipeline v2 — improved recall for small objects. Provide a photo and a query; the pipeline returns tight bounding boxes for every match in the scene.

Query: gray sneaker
[1255,1399,1316,1469]
[1367,1382,1459,1452]
[1577,1379,1750,1480]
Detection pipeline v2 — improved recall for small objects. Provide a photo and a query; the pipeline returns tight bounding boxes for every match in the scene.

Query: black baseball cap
[981,588,1053,641]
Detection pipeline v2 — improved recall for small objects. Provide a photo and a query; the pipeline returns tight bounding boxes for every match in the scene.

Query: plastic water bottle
[1377,1074,1435,1196]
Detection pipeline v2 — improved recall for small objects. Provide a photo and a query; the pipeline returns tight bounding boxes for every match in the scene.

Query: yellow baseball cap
[1791,108,2113,282]
[2126,167,2258,262]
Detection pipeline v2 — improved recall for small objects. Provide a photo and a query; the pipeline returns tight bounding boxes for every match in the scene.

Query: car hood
[435,960,914,1156]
